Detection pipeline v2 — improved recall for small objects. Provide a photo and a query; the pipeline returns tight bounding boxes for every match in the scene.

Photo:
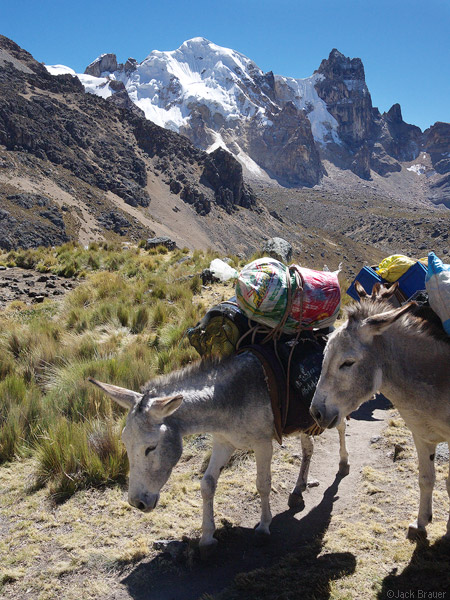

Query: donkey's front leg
[337,419,349,476]
[407,435,436,541]
[199,437,234,558]
[288,433,315,509]
[253,442,273,538]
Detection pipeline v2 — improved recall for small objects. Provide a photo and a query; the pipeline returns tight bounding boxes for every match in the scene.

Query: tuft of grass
[33,417,128,501]
[130,306,149,334]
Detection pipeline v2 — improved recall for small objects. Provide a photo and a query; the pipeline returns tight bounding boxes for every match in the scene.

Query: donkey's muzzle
[310,405,322,424]
[129,493,159,512]
[310,404,339,429]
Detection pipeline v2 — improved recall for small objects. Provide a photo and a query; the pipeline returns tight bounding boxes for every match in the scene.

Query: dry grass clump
[33,417,128,501]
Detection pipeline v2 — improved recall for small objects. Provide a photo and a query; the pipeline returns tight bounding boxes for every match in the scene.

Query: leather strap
[237,345,285,444]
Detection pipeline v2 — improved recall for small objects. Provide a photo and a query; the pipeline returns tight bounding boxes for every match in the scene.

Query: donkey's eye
[339,360,355,369]
[145,446,157,456]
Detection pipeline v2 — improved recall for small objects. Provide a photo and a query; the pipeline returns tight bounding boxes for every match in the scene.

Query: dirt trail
[109,397,391,600]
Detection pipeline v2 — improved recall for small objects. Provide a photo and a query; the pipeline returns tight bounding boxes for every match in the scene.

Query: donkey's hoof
[254,527,271,546]
[407,523,427,542]
[288,491,305,511]
[199,538,218,560]
[339,462,350,477]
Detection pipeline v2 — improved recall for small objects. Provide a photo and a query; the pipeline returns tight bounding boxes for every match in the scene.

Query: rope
[235,264,306,428]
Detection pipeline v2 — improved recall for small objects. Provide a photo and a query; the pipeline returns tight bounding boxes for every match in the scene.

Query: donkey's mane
[141,355,227,395]
[346,298,450,344]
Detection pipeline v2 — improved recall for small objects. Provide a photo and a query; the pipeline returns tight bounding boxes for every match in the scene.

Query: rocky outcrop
[0,195,69,250]
[85,53,118,77]
[146,236,176,250]
[248,103,323,186]
[423,122,450,174]
[315,49,374,149]
[85,53,138,78]
[423,122,450,207]
[202,148,256,212]
[378,104,422,162]
[313,50,427,180]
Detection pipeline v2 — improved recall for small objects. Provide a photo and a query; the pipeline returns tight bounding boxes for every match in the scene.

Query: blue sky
[3,0,449,130]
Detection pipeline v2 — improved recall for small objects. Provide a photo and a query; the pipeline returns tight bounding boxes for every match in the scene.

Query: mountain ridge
[47,38,449,206]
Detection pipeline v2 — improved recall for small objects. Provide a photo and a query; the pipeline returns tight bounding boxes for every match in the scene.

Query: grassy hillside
[0,242,235,499]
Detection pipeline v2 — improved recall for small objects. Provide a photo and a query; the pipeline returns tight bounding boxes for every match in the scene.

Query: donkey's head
[310,301,414,429]
[89,379,183,512]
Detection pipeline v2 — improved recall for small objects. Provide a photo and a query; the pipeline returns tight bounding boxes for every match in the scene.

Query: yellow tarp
[376,255,428,283]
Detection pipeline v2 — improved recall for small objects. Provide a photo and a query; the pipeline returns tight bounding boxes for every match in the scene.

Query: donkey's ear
[380,281,399,300]
[147,394,184,420]
[355,281,368,299]
[370,282,381,300]
[361,302,416,338]
[88,378,142,409]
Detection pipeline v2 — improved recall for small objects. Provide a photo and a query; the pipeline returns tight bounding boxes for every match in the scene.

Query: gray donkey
[310,287,450,541]
[90,350,349,557]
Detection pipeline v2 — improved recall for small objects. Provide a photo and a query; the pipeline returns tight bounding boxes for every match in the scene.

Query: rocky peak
[84,53,137,78]
[85,53,118,77]
[385,103,403,123]
[314,49,373,151]
[378,103,422,163]
[316,48,366,83]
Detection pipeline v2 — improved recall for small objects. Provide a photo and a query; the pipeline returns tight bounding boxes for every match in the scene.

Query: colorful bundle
[235,258,341,333]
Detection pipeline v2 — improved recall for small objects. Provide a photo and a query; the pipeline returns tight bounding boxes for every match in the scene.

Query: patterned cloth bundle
[235,257,341,333]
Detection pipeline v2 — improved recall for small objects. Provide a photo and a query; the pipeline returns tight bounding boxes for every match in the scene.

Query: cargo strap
[237,345,285,444]
[238,343,324,444]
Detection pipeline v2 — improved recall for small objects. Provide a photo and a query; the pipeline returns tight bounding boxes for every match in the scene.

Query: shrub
[0,377,45,463]
[117,305,130,328]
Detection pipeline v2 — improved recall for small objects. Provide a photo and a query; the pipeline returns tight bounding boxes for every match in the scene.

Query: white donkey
[90,350,349,557]
[310,289,450,541]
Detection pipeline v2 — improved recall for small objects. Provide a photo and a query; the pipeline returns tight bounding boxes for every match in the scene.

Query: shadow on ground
[350,393,392,422]
[378,537,450,599]
[120,474,356,600]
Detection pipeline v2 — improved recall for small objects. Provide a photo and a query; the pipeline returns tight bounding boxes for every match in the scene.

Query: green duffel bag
[187,299,250,358]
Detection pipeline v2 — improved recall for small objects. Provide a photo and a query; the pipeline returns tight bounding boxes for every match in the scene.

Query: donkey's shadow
[378,537,450,598]
[121,473,356,600]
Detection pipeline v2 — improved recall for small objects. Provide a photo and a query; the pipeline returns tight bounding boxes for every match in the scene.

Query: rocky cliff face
[423,122,450,207]
[315,49,374,149]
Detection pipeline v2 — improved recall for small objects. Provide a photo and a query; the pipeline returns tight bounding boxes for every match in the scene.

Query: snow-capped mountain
[46,39,449,204]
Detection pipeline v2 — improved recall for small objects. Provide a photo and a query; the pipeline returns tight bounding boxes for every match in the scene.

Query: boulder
[146,236,176,251]
[263,237,293,264]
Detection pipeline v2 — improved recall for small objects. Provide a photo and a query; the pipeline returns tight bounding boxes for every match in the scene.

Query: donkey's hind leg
[199,436,234,558]
[337,420,349,476]
[253,441,273,539]
[407,434,436,541]
[288,433,317,509]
